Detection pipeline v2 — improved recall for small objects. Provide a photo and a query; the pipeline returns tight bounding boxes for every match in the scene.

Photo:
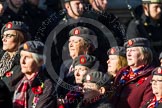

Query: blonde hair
[116,55,128,71]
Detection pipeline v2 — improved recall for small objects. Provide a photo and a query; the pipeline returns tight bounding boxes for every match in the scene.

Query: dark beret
[124,37,150,48]
[73,55,96,68]
[19,41,44,55]
[69,26,96,44]
[107,46,126,57]
[152,67,162,76]
[1,21,31,41]
[82,70,111,87]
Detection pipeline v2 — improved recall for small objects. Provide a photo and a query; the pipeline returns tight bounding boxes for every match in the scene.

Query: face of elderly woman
[20,50,39,74]
[126,47,145,68]
[68,36,88,59]
[2,30,21,52]
[74,65,89,84]
[151,75,162,100]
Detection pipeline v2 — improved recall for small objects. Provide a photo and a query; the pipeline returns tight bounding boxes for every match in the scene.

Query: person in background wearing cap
[0,21,30,96]
[112,37,155,108]
[159,51,162,66]
[107,46,127,82]
[126,0,162,58]
[13,41,56,108]
[56,26,96,100]
[77,70,113,108]
[143,67,162,108]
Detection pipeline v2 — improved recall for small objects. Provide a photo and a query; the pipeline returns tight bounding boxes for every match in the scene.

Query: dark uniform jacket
[126,14,162,55]
[113,65,155,108]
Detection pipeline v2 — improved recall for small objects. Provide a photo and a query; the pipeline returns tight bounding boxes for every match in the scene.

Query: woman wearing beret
[77,70,113,108]
[112,37,155,108]
[143,67,162,108]
[57,26,96,99]
[0,21,30,96]
[58,54,97,108]
[13,41,56,108]
[107,46,127,82]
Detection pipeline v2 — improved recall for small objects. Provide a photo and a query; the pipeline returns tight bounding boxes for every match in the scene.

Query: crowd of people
[0,0,162,108]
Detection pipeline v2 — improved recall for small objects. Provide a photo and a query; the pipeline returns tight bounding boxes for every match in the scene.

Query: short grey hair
[31,52,46,67]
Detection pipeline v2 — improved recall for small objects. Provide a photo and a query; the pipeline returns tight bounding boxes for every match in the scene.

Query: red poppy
[136,77,146,86]
[32,86,43,95]
[5,71,13,77]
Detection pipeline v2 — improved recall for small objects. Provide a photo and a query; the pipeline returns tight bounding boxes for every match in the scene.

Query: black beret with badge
[1,21,31,41]
[19,41,44,55]
[107,46,126,57]
[1,21,29,34]
[82,70,111,87]
[152,67,162,76]
[124,37,150,48]
[73,54,96,68]
[69,26,96,44]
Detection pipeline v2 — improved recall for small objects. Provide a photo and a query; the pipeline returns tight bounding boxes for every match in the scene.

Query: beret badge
[158,67,162,74]
[23,43,29,50]
[74,29,80,35]
[80,56,86,65]
[86,75,91,81]
[6,22,12,29]
[110,48,116,54]
[128,40,134,46]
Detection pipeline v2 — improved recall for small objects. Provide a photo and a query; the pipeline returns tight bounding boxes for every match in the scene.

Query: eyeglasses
[150,79,162,84]
[1,34,17,39]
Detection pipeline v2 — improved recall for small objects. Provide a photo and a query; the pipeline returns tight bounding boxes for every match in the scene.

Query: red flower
[136,77,146,86]
[5,71,13,77]
[32,86,43,95]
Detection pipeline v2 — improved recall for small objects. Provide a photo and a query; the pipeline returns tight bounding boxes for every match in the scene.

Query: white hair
[31,52,46,67]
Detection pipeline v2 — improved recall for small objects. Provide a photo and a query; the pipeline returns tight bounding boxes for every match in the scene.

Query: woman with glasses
[143,67,162,108]
[0,21,30,96]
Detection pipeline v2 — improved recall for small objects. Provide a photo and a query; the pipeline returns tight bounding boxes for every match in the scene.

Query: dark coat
[126,14,162,56]
[113,65,155,108]
[14,67,56,108]
[0,51,24,96]
[0,79,12,108]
